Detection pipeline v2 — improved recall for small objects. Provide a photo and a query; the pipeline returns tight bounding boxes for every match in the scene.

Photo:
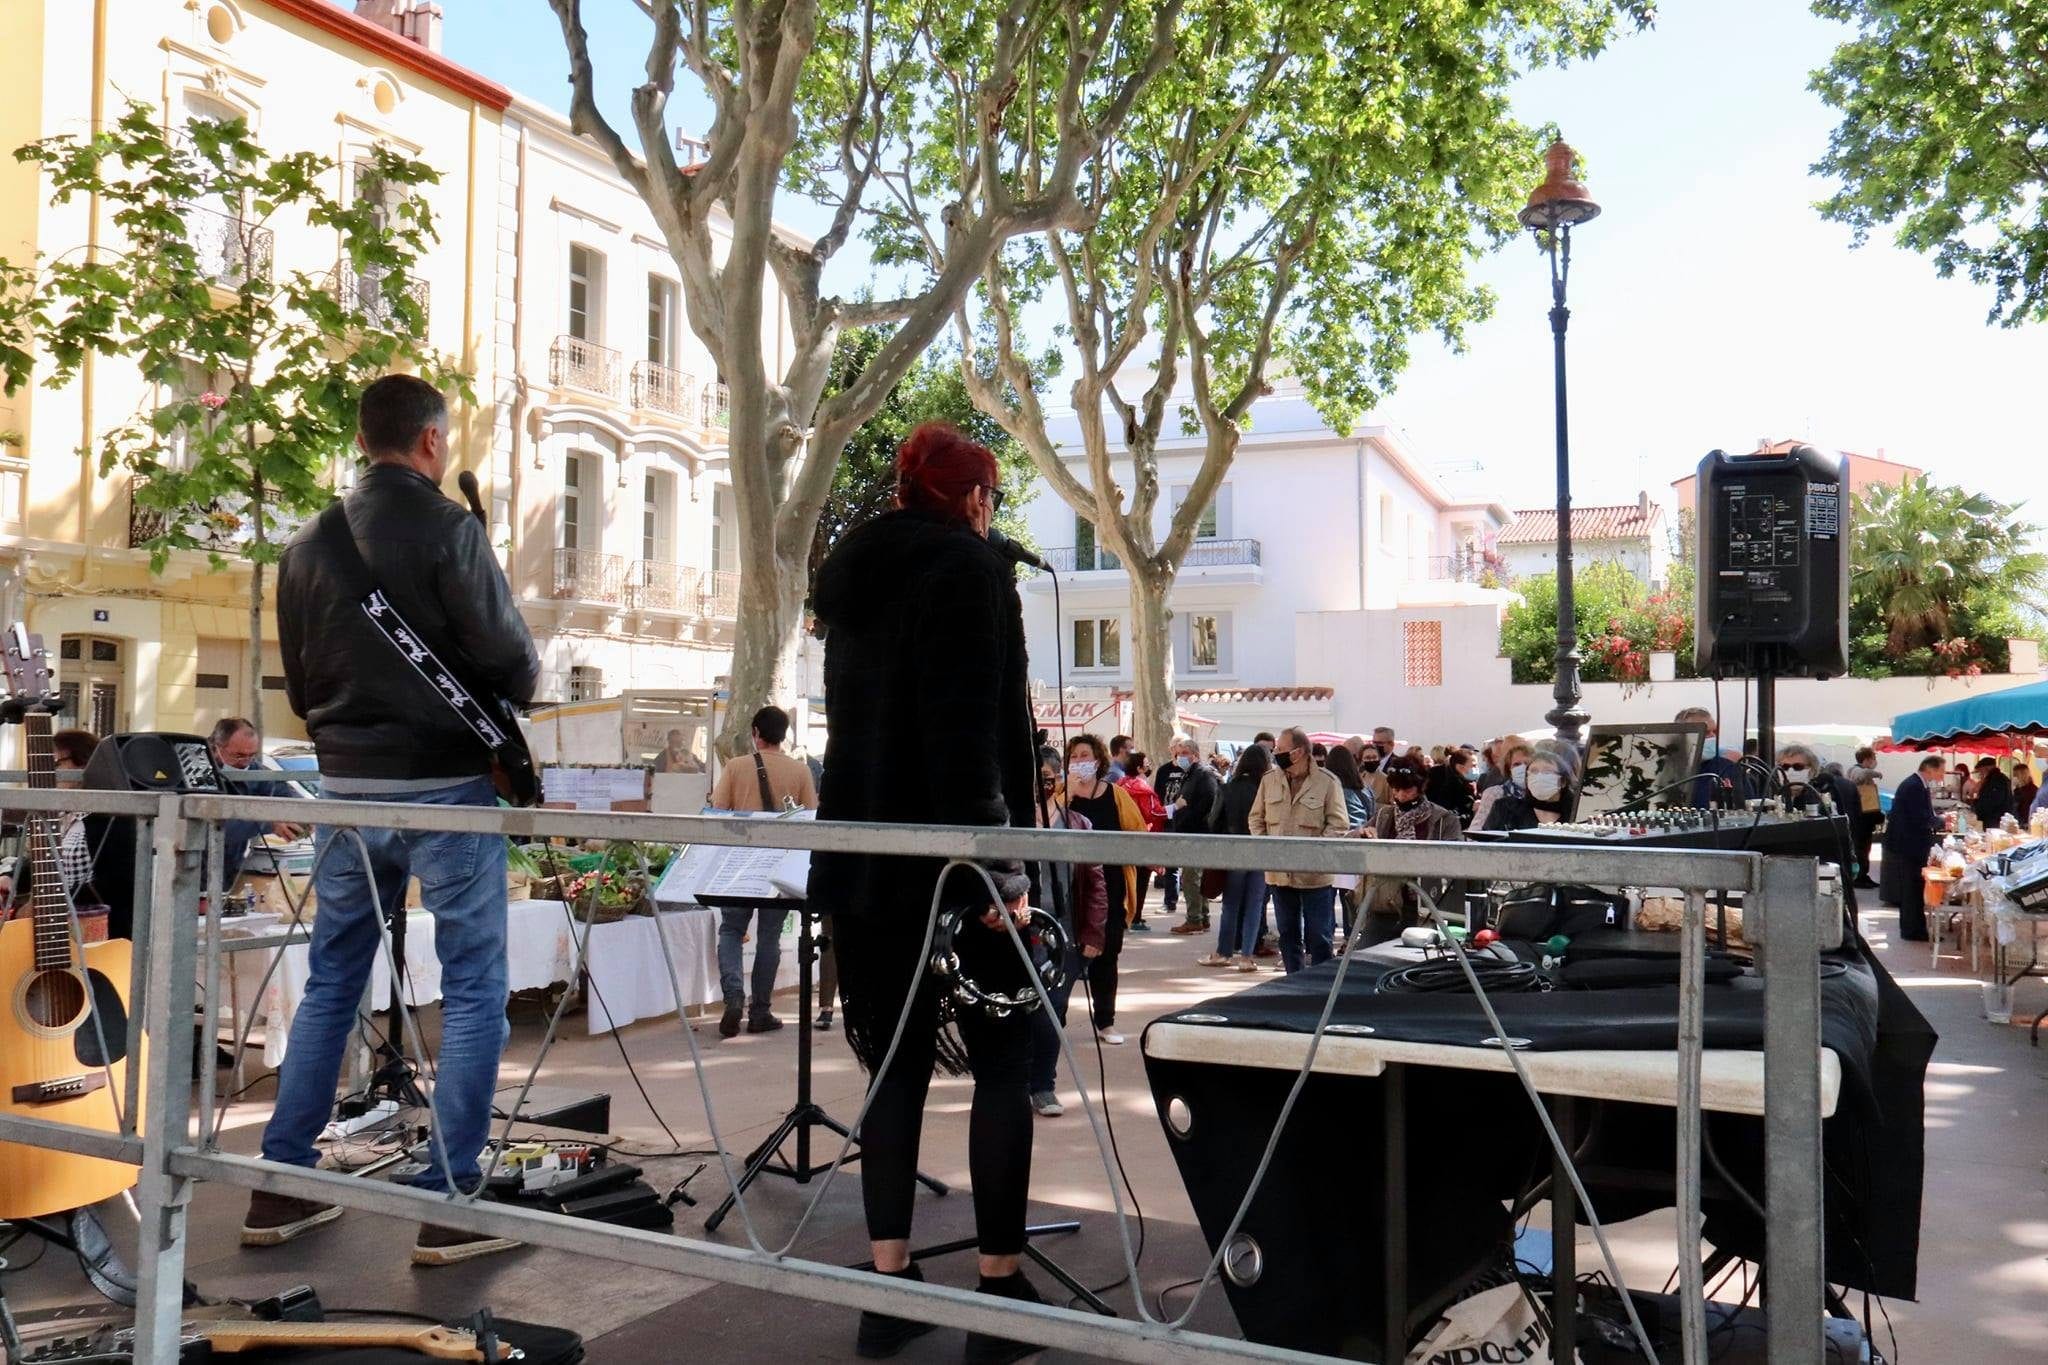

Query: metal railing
[0,787,1830,1363]
[127,482,254,551]
[704,380,730,430]
[631,359,699,421]
[551,546,625,603]
[701,566,740,617]
[630,557,700,613]
[1040,544,1122,573]
[551,334,623,398]
[186,204,273,289]
[1182,537,1261,567]
[334,261,430,327]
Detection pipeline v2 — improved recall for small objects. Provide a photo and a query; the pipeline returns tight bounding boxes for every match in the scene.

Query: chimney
[356,0,443,52]
[1638,490,1651,520]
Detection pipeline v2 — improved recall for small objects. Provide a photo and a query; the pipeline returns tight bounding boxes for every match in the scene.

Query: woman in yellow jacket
[1058,733,1149,1044]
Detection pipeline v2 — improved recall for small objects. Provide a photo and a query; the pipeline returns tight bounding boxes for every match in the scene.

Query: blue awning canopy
[1890,679,2048,747]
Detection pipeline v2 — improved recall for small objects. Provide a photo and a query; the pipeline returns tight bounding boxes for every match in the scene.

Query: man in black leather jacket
[243,374,539,1267]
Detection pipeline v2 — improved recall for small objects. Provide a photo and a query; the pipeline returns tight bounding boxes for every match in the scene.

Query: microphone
[456,469,487,529]
[987,528,1050,572]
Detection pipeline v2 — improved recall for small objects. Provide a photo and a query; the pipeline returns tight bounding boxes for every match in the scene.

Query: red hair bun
[896,421,998,518]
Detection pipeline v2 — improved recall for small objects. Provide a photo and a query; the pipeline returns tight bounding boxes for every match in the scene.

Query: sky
[443,0,2048,517]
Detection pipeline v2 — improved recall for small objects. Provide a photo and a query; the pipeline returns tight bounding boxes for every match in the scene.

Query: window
[1170,484,1229,541]
[569,665,604,702]
[647,276,678,367]
[1189,612,1224,671]
[1378,493,1395,555]
[196,673,231,690]
[1072,617,1120,671]
[711,485,738,573]
[561,455,584,551]
[1403,619,1444,688]
[167,358,230,470]
[643,469,675,563]
[568,245,603,342]
[1074,516,1118,572]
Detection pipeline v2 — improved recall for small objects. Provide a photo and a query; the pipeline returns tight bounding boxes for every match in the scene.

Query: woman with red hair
[808,422,1047,1362]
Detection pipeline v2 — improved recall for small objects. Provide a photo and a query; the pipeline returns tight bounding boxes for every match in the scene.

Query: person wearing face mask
[1164,736,1222,936]
[1060,733,1148,1046]
[1248,726,1352,972]
[1776,743,1856,815]
[1027,747,1107,1118]
[1476,743,1577,832]
[1845,746,1886,890]
[1360,753,1463,944]
[1356,742,1391,809]
[1676,706,1748,809]
[1470,741,1532,830]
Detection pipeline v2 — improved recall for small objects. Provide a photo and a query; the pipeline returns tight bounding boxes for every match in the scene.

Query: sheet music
[651,809,812,904]
[543,765,646,811]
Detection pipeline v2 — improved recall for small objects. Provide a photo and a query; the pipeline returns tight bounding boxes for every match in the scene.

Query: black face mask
[1274,749,1295,771]
[1362,759,1380,772]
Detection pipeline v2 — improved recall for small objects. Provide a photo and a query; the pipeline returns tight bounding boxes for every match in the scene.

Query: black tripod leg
[704,1108,805,1233]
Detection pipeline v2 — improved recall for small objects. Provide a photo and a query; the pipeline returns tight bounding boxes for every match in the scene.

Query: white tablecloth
[581,907,721,1034]
[225,898,576,1065]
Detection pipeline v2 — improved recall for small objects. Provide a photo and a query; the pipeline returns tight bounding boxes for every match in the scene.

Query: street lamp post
[1519,139,1601,749]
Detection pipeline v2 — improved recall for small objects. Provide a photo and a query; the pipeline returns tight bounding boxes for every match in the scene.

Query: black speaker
[1694,444,1850,678]
[80,731,223,793]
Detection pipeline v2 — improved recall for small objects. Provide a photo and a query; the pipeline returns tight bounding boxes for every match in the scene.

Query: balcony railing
[1040,545,1121,573]
[335,261,429,327]
[1037,538,1260,573]
[1425,550,1496,584]
[551,335,623,399]
[631,360,698,422]
[630,558,700,613]
[1181,537,1261,567]
[551,546,626,604]
[700,568,740,618]
[704,381,730,430]
[187,204,273,289]
[127,482,256,552]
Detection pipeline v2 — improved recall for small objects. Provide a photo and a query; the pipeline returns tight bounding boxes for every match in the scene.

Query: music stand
[701,896,948,1232]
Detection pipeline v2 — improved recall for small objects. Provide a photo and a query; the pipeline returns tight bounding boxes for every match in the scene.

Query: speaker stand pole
[363,904,426,1112]
[1754,645,1778,783]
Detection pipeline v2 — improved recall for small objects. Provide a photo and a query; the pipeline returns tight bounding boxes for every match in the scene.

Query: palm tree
[1852,476,2047,656]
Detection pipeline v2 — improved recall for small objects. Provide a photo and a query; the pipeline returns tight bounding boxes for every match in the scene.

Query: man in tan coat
[1249,726,1351,972]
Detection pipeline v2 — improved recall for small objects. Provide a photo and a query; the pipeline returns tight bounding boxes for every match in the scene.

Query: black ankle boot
[857,1263,935,1359]
[963,1271,1046,1364]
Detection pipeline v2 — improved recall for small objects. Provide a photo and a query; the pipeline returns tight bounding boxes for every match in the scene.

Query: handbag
[312,503,538,805]
[1200,867,1227,899]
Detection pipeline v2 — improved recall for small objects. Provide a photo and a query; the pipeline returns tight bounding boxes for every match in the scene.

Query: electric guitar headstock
[1,621,61,724]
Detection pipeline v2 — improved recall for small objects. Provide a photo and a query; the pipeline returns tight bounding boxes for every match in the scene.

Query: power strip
[321,1099,400,1141]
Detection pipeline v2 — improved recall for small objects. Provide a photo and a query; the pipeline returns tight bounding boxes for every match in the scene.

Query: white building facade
[1497,497,1671,589]
[488,96,805,708]
[1015,394,1509,737]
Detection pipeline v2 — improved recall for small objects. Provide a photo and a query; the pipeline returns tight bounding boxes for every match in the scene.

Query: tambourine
[928,904,1073,1018]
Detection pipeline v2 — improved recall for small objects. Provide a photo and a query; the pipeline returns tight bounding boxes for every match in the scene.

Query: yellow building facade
[0,0,506,746]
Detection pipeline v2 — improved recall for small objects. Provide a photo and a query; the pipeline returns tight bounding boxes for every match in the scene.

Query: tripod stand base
[861,1223,1117,1318]
[703,1103,950,1232]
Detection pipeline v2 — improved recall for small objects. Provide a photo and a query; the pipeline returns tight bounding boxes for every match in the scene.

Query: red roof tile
[1498,504,1661,546]
[1172,686,1336,705]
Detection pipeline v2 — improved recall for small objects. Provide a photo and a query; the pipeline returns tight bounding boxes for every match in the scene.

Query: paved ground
[8,881,2048,1361]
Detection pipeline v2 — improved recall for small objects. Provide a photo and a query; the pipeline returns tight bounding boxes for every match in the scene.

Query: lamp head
[1518,139,1600,234]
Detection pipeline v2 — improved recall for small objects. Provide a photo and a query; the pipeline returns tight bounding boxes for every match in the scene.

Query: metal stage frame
[0,787,1833,1363]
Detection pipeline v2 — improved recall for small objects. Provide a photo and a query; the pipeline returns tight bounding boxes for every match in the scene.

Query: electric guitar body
[0,625,143,1219]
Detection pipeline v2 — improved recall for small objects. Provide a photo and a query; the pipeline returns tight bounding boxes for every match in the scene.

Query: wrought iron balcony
[551,546,626,604]
[700,568,740,618]
[1182,537,1261,567]
[703,381,730,431]
[335,261,429,326]
[1425,549,1496,583]
[631,360,698,421]
[187,204,273,289]
[127,482,248,551]
[630,558,699,613]
[551,335,623,399]
[1039,545,1121,573]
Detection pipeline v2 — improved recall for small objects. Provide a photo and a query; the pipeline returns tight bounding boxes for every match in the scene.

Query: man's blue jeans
[260,777,507,1194]
[718,907,786,1011]
[1271,884,1336,974]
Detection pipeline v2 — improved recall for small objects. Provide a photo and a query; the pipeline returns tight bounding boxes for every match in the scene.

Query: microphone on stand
[987,528,1050,572]
[455,469,488,530]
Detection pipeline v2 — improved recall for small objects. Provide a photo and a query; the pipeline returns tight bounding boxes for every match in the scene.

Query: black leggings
[834,912,1034,1255]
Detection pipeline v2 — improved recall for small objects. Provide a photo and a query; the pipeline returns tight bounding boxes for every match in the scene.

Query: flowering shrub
[566,868,645,911]
[1499,562,1697,685]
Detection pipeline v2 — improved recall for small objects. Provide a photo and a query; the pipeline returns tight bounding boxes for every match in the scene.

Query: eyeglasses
[979,484,1005,512]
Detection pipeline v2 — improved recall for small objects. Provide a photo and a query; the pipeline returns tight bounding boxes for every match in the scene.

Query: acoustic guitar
[0,624,142,1219]
[18,1318,515,1362]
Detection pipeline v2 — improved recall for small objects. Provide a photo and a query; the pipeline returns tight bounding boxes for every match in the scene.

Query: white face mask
[1782,766,1811,787]
[1511,762,1529,788]
[1528,772,1563,801]
[1068,760,1098,784]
